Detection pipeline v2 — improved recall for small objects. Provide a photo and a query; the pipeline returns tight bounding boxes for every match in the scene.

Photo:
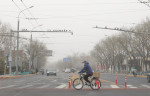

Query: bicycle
[73,73,101,90]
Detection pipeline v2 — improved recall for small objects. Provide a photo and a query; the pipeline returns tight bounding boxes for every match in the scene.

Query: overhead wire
[21,0,53,45]
[20,0,48,42]
[12,0,35,29]
[12,0,46,43]
[20,0,43,30]
[138,0,150,8]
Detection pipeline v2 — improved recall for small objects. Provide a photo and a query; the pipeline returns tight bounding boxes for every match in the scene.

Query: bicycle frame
[78,73,93,83]
[73,73,101,90]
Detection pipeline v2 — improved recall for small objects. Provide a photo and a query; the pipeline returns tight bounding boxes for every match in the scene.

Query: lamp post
[16,6,33,75]
[29,25,43,72]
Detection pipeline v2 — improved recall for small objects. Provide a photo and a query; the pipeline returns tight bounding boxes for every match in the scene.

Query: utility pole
[16,6,34,75]
[11,29,73,73]
[29,25,43,72]
[9,31,13,75]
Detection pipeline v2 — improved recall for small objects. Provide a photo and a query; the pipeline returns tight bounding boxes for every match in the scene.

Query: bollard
[71,75,73,85]
[125,75,127,88]
[68,76,70,88]
[116,72,117,85]
[96,80,99,88]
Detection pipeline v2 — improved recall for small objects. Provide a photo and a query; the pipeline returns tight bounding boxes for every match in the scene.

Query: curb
[0,74,35,79]
[102,73,147,78]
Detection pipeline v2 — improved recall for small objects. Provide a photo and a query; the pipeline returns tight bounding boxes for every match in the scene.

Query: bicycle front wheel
[73,78,84,90]
[90,78,101,90]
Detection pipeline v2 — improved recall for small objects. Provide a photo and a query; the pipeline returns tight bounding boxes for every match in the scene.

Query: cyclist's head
[82,61,86,63]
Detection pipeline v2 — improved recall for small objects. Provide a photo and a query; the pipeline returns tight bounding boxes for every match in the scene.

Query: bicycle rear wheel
[73,78,84,90]
[90,78,101,90]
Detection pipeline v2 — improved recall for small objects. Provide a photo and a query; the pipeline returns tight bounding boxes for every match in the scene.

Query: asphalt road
[0,72,70,89]
[0,72,150,96]
[0,88,150,96]
[100,73,150,88]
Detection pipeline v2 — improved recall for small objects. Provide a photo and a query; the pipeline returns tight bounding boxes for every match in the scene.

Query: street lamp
[29,25,43,72]
[16,6,34,75]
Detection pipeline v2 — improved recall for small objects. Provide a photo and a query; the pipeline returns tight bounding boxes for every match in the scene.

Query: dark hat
[82,61,86,63]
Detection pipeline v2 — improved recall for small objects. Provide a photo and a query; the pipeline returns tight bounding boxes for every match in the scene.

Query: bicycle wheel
[73,78,84,90]
[90,78,101,90]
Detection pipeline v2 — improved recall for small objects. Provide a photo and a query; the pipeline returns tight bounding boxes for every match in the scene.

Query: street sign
[40,50,52,56]
[63,58,70,62]
[123,59,128,65]
[9,56,12,62]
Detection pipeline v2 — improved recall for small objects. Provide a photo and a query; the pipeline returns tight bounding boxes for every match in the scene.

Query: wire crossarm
[94,26,150,35]
[11,30,73,35]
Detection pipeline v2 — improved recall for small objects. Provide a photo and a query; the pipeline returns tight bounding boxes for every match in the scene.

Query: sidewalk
[103,72,147,78]
[0,74,34,79]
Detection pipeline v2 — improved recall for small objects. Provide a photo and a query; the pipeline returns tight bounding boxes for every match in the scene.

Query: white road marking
[14,80,25,83]
[0,85,16,89]
[130,87,137,88]
[18,85,33,89]
[56,84,66,88]
[127,85,137,88]
[75,85,82,89]
[51,80,57,82]
[127,85,132,87]
[142,85,150,88]
[37,85,50,88]
[110,85,119,88]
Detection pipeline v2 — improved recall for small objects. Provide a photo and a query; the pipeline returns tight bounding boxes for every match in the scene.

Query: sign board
[40,50,52,56]
[9,56,12,62]
[6,55,9,66]
[63,58,70,62]
[123,59,128,65]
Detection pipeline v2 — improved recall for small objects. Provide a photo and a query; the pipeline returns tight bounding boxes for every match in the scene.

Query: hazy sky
[0,0,150,64]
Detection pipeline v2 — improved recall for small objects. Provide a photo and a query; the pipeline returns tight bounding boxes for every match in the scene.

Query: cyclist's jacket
[79,61,93,74]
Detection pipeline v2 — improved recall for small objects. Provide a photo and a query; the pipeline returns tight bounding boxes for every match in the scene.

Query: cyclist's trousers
[84,74,93,83]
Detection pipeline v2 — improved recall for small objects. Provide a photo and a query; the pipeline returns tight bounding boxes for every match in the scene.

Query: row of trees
[0,20,47,75]
[56,18,150,73]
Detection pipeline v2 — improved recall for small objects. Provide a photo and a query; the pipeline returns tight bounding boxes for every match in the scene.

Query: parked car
[147,73,150,83]
[46,68,57,76]
[41,68,44,75]
[143,70,150,83]
[71,68,76,73]
[65,68,71,73]
[145,71,150,83]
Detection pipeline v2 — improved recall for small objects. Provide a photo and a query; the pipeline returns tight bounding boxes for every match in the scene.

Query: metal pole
[16,6,33,75]
[9,30,13,75]
[29,24,42,72]
[29,33,32,71]
[16,18,19,75]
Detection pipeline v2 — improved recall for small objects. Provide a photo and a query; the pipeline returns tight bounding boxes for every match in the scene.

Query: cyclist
[79,61,93,85]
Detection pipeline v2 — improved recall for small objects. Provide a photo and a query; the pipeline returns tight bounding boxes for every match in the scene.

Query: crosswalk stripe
[142,85,150,88]
[56,84,66,88]
[37,85,50,88]
[51,80,57,82]
[0,85,15,89]
[75,85,82,89]
[127,85,137,88]
[18,85,33,89]
[110,85,119,88]
[130,87,137,88]
[127,85,132,87]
